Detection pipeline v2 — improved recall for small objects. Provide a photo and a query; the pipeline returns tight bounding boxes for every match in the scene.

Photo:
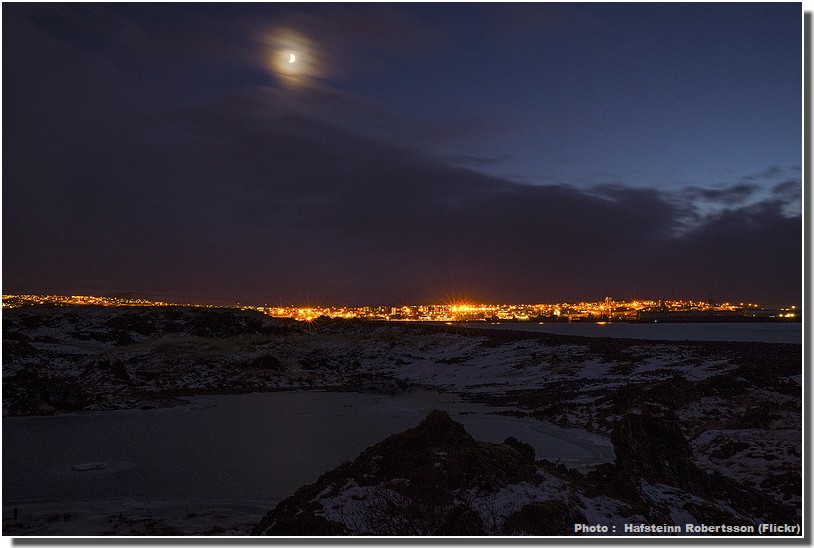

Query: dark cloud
[439,153,515,167]
[4,82,800,306]
[2,5,801,307]
[682,183,761,204]
[21,4,261,77]
[650,200,801,304]
[773,179,802,196]
[742,164,784,182]
[288,4,446,57]
[770,179,803,218]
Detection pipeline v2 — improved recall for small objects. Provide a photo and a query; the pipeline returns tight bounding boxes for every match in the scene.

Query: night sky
[3,3,803,306]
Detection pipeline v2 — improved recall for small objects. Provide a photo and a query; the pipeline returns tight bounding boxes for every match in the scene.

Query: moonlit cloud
[264,27,323,87]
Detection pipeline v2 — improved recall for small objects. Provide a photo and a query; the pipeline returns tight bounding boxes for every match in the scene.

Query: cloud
[742,164,784,182]
[772,178,802,196]
[439,153,515,167]
[242,4,446,89]
[21,4,260,75]
[652,200,802,304]
[770,179,803,218]
[681,183,760,204]
[675,172,801,230]
[2,5,801,307]
[12,86,799,305]
[4,5,546,173]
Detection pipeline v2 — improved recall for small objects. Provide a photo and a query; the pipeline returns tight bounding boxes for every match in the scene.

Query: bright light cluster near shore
[2,294,798,322]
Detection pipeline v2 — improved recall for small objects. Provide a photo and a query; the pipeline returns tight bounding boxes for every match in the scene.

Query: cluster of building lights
[3,294,798,322]
[251,299,795,322]
[2,294,177,308]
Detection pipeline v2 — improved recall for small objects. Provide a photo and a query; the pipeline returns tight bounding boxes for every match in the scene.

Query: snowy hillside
[2,305,801,534]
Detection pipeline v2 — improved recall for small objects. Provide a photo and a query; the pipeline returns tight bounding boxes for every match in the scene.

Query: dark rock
[606,374,698,415]
[410,410,473,447]
[611,413,697,491]
[435,506,485,535]
[95,358,131,383]
[256,515,347,536]
[2,372,94,415]
[110,330,136,345]
[502,501,587,535]
[2,338,38,361]
[188,309,264,338]
[681,500,746,527]
[709,440,750,460]
[18,313,49,329]
[248,354,284,371]
[607,412,798,524]
[357,379,406,395]
[106,313,158,337]
[502,436,535,464]
[394,379,410,391]
[761,472,802,502]
[254,411,539,535]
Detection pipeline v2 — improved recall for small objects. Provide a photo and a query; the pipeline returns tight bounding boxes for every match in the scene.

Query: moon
[266,28,318,85]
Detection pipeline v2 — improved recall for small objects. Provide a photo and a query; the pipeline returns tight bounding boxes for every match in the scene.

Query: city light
[1,295,801,322]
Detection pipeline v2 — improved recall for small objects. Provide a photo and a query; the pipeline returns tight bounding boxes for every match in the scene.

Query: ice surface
[3,389,613,534]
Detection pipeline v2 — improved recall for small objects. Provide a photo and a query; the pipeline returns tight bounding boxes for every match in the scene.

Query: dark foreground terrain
[3,305,802,535]
[254,410,795,535]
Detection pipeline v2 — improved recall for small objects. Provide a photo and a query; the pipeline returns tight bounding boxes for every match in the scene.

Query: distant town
[2,294,800,323]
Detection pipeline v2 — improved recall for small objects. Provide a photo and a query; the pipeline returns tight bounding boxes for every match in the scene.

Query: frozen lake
[3,390,612,510]
[454,321,802,344]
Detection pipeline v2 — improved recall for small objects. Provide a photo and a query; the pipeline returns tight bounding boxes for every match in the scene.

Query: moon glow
[266,28,320,85]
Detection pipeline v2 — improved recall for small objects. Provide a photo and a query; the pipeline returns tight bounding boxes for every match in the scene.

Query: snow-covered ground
[2,306,802,535]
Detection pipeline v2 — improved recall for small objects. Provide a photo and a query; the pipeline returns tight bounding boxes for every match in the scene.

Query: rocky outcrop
[592,413,797,526]
[253,411,540,535]
[2,306,310,415]
[611,413,698,493]
[435,506,485,535]
[254,410,798,536]
[502,436,535,465]
[501,501,586,535]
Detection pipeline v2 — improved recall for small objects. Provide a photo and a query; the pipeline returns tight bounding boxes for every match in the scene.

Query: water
[455,321,801,344]
[3,390,612,507]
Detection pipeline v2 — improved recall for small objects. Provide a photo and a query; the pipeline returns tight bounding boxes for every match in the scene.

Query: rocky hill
[253,410,796,536]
